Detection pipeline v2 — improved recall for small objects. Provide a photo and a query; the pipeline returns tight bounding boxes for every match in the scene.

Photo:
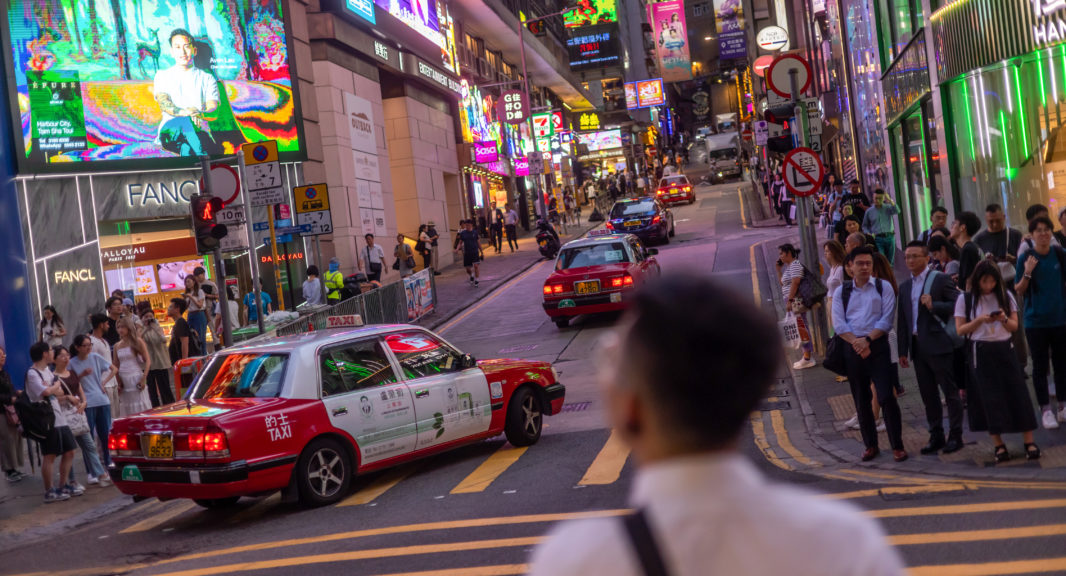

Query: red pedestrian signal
[190,195,228,254]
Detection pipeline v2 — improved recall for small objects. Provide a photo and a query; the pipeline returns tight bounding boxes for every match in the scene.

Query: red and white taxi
[542,231,661,328]
[656,174,696,205]
[107,324,564,508]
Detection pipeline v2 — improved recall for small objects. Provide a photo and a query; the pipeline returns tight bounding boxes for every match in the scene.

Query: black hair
[29,341,50,362]
[1029,216,1055,233]
[928,235,958,259]
[169,28,194,46]
[52,345,69,359]
[847,245,876,265]
[364,233,375,240]
[931,226,952,237]
[623,275,781,451]
[1026,204,1050,222]
[170,297,188,315]
[193,266,206,276]
[777,243,799,257]
[307,265,320,277]
[969,260,1008,313]
[985,203,1003,214]
[905,240,928,252]
[72,334,91,352]
[931,206,949,217]
[40,305,64,329]
[956,211,981,236]
[873,188,886,196]
[89,313,109,330]
[105,296,123,310]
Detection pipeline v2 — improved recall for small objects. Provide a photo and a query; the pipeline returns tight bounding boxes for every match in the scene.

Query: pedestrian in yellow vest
[325,257,344,305]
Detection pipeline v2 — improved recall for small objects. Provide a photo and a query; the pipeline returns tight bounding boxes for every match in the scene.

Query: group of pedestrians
[793,202,1066,464]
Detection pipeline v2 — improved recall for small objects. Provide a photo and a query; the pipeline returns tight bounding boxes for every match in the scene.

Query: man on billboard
[154,29,220,157]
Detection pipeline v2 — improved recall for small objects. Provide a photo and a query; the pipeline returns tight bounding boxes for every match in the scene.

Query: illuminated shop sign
[3,0,304,173]
[348,0,377,24]
[403,54,462,94]
[578,112,601,131]
[474,141,498,163]
[624,82,638,109]
[126,178,199,208]
[637,78,665,107]
[577,129,622,151]
[1034,0,1066,45]
[564,0,617,28]
[566,24,621,71]
[375,0,444,48]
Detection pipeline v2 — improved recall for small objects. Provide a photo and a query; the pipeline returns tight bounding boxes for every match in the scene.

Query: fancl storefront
[932,0,1066,227]
[2,0,307,338]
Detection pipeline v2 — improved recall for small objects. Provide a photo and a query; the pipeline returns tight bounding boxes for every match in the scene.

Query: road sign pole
[789,70,828,356]
[238,153,266,335]
[267,207,284,311]
[315,235,328,304]
[200,157,233,349]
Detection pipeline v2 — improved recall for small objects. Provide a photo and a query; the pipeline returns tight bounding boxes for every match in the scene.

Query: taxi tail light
[543,285,553,295]
[656,189,665,195]
[683,186,691,192]
[604,221,614,230]
[623,274,634,286]
[109,433,141,457]
[203,428,229,458]
[551,284,564,294]
[610,274,635,288]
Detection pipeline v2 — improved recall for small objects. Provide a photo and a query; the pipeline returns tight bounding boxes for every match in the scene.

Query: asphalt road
[4,179,1066,576]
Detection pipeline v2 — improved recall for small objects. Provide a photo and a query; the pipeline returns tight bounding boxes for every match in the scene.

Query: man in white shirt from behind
[529,275,904,576]
[154,29,220,157]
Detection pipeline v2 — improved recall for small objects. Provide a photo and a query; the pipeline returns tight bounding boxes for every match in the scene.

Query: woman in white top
[955,260,1039,463]
[823,240,846,327]
[113,317,152,417]
[39,305,67,347]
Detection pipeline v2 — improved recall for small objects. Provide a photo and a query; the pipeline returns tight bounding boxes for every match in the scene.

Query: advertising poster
[345,93,377,154]
[624,82,638,109]
[637,79,665,107]
[4,0,302,170]
[375,0,442,48]
[650,0,692,82]
[564,0,617,28]
[713,0,748,59]
[577,129,623,152]
[404,269,435,320]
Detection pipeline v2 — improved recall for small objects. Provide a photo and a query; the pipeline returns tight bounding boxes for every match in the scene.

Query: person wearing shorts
[26,342,81,502]
[454,220,484,287]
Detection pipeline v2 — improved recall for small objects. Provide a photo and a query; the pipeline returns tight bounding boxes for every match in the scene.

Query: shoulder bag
[366,246,383,275]
[59,380,90,436]
[922,271,964,349]
[796,265,829,311]
[16,369,56,441]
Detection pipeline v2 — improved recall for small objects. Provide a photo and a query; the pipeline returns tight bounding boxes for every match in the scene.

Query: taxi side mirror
[461,354,477,369]
[646,248,659,256]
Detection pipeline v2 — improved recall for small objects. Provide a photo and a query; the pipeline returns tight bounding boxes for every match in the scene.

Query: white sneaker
[876,420,886,432]
[792,357,816,370]
[1042,409,1060,430]
[1058,407,1066,423]
[87,475,99,485]
[844,414,860,429]
[98,475,111,487]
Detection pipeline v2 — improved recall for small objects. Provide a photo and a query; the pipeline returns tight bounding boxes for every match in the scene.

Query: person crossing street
[454,220,484,287]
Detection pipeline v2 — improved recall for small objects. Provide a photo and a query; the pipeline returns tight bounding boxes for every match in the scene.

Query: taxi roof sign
[326,315,364,328]
[242,140,279,165]
[587,229,620,237]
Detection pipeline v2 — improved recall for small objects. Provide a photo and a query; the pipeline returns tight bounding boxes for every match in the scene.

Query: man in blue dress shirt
[832,246,907,463]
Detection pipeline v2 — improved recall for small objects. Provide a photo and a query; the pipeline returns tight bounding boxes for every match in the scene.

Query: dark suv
[604,197,675,245]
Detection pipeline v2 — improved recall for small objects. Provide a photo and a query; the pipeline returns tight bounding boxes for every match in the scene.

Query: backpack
[16,369,56,441]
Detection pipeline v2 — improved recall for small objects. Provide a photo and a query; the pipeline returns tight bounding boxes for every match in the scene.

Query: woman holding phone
[955,260,1039,463]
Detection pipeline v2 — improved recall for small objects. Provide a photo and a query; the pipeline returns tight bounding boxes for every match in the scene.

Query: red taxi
[108,324,564,508]
[656,174,696,205]
[542,232,661,328]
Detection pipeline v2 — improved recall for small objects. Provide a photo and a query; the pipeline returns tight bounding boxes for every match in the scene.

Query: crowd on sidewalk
[779,200,1066,465]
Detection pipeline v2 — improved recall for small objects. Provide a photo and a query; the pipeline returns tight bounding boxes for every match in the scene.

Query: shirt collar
[630,452,762,506]
[912,268,929,283]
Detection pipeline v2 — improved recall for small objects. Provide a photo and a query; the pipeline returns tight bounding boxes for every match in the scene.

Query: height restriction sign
[782,147,824,197]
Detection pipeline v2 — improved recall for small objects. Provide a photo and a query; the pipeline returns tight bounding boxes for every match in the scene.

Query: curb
[756,241,1066,482]
[0,493,137,551]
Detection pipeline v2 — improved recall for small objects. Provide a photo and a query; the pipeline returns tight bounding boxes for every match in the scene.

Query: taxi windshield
[192,353,289,399]
[610,201,656,219]
[557,242,630,269]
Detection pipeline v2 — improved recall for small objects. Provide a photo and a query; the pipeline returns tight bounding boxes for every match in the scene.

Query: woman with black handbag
[394,234,416,278]
[0,346,27,482]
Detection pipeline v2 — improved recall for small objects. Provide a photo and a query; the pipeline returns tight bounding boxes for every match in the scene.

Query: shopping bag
[779,313,802,349]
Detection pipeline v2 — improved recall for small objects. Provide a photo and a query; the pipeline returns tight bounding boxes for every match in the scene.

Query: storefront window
[844,0,892,204]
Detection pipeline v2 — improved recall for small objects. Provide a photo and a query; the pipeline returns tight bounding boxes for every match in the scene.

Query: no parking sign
[782,147,824,197]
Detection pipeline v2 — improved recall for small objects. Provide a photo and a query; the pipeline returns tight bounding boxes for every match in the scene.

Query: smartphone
[990,310,1004,318]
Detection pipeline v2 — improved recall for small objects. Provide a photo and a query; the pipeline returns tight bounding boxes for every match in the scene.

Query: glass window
[384,332,466,378]
[557,242,630,269]
[193,354,288,399]
[320,340,398,397]
[609,200,657,218]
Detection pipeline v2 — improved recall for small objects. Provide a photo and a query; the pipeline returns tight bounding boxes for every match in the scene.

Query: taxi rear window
[660,176,689,186]
[557,242,630,269]
[191,354,288,399]
[610,201,656,219]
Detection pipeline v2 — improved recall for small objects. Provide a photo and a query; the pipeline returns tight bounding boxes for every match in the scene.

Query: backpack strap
[621,509,670,576]
[841,280,854,313]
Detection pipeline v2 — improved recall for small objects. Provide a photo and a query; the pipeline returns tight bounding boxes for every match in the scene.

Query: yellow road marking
[149,537,543,576]
[825,483,973,500]
[438,261,549,334]
[909,556,1066,576]
[737,188,748,229]
[769,409,819,467]
[749,411,792,471]
[452,445,528,494]
[868,498,1066,519]
[371,565,529,576]
[891,523,1066,546]
[119,500,198,534]
[579,429,632,485]
[13,510,632,576]
[227,493,281,524]
[341,466,418,506]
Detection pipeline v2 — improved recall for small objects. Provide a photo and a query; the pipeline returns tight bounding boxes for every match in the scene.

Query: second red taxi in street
[542,231,661,328]
[107,324,564,508]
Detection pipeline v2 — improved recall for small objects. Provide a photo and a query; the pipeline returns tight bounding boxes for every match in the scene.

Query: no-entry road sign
[782,147,824,197]
[767,54,811,99]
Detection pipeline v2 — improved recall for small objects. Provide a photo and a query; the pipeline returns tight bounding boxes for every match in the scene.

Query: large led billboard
[566,24,620,71]
[3,0,304,172]
[577,129,622,152]
[563,0,617,28]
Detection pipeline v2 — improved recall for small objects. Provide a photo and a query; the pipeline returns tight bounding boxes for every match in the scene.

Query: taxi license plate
[574,280,600,294]
[624,220,641,228]
[144,434,173,459]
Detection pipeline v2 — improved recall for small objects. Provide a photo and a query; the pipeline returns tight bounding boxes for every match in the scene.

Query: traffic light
[527,20,545,36]
[766,134,796,154]
[190,194,228,254]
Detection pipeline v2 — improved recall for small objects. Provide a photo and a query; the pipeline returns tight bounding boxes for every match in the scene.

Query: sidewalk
[755,240,1066,482]
[0,218,602,549]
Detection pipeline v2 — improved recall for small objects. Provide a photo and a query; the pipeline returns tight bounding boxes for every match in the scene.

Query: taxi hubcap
[522,396,541,436]
[307,448,344,497]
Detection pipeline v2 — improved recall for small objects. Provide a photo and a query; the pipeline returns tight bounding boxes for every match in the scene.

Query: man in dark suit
[897,240,964,454]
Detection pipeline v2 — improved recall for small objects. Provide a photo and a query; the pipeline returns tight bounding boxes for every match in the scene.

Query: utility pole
[199,157,234,349]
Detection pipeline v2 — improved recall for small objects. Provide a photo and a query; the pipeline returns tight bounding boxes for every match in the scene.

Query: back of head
[958,211,981,236]
[622,275,781,452]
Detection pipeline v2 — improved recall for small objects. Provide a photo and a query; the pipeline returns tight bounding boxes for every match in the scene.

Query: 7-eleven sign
[532,113,553,139]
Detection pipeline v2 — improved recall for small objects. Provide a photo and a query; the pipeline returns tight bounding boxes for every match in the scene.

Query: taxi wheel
[505,386,543,447]
[296,438,352,507]
[194,497,240,509]
[554,317,570,329]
